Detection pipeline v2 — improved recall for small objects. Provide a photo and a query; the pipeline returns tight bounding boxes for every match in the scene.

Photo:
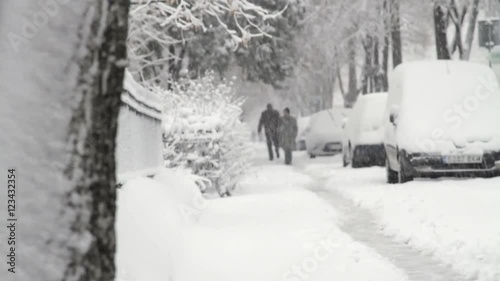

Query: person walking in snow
[280,108,298,165]
[258,103,281,161]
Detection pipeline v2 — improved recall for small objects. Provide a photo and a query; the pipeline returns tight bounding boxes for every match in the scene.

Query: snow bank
[116,168,204,281]
[329,168,500,281]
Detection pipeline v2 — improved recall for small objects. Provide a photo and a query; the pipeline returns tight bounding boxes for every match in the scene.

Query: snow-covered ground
[326,167,500,281]
[116,146,408,281]
[116,144,500,281]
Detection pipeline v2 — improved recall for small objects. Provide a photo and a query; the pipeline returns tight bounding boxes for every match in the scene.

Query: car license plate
[443,155,483,164]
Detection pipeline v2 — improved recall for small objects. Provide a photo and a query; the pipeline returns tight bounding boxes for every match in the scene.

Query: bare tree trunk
[362,36,373,94]
[346,38,358,107]
[462,0,481,60]
[373,39,383,92]
[390,0,403,67]
[382,36,390,91]
[323,72,335,109]
[337,68,347,98]
[434,3,451,59]
[381,0,390,91]
[447,0,469,58]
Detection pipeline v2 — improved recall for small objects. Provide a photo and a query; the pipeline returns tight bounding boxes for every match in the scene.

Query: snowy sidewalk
[117,145,499,281]
[171,156,409,281]
[297,154,500,281]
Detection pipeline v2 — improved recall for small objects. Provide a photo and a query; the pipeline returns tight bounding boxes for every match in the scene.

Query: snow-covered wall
[116,71,164,183]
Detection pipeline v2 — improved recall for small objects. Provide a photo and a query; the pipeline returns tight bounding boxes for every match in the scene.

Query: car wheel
[352,147,367,168]
[351,149,363,168]
[310,154,316,159]
[397,154,414,184]
[352,157,362,168]
[386,159,398,184]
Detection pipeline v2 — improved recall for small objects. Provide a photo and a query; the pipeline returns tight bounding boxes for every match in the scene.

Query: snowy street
[117,144,500,281]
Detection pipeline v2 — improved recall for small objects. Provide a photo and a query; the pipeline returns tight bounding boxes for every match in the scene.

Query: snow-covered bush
[162,72,253,196]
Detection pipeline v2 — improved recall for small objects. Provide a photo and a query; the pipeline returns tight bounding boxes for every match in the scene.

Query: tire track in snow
[295,158,472,281]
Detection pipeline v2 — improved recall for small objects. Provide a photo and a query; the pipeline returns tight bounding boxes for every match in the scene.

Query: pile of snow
[116,168,205,281]
[162,72,254,196]
[328,167,500,281]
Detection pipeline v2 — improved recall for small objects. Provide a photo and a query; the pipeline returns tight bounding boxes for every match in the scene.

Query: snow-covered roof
[352,92,388,131]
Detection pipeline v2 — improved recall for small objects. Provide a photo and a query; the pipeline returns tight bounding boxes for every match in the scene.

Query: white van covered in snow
[384,61,500,183]
[343,92,388,168]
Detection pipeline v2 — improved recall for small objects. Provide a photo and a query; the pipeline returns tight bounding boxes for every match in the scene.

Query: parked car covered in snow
[343,92,388,168]
[305,109,343,158]
[296,116,311,151]
[384,61,500,183]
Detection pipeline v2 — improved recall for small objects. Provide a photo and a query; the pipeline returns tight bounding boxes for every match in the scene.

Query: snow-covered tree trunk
[0,1,128,280]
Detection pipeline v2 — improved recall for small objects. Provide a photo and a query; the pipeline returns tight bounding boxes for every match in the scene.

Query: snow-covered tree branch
[128,0,289,86]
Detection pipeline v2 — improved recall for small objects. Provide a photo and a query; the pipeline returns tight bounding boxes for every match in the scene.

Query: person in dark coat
[258,103,281,160]
[280,108,298,165]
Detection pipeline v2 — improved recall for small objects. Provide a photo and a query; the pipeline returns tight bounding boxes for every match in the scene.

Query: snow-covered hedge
[162,73,253,196]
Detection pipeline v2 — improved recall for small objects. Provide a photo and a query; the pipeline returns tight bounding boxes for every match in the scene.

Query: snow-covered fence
[116,71,164,183]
